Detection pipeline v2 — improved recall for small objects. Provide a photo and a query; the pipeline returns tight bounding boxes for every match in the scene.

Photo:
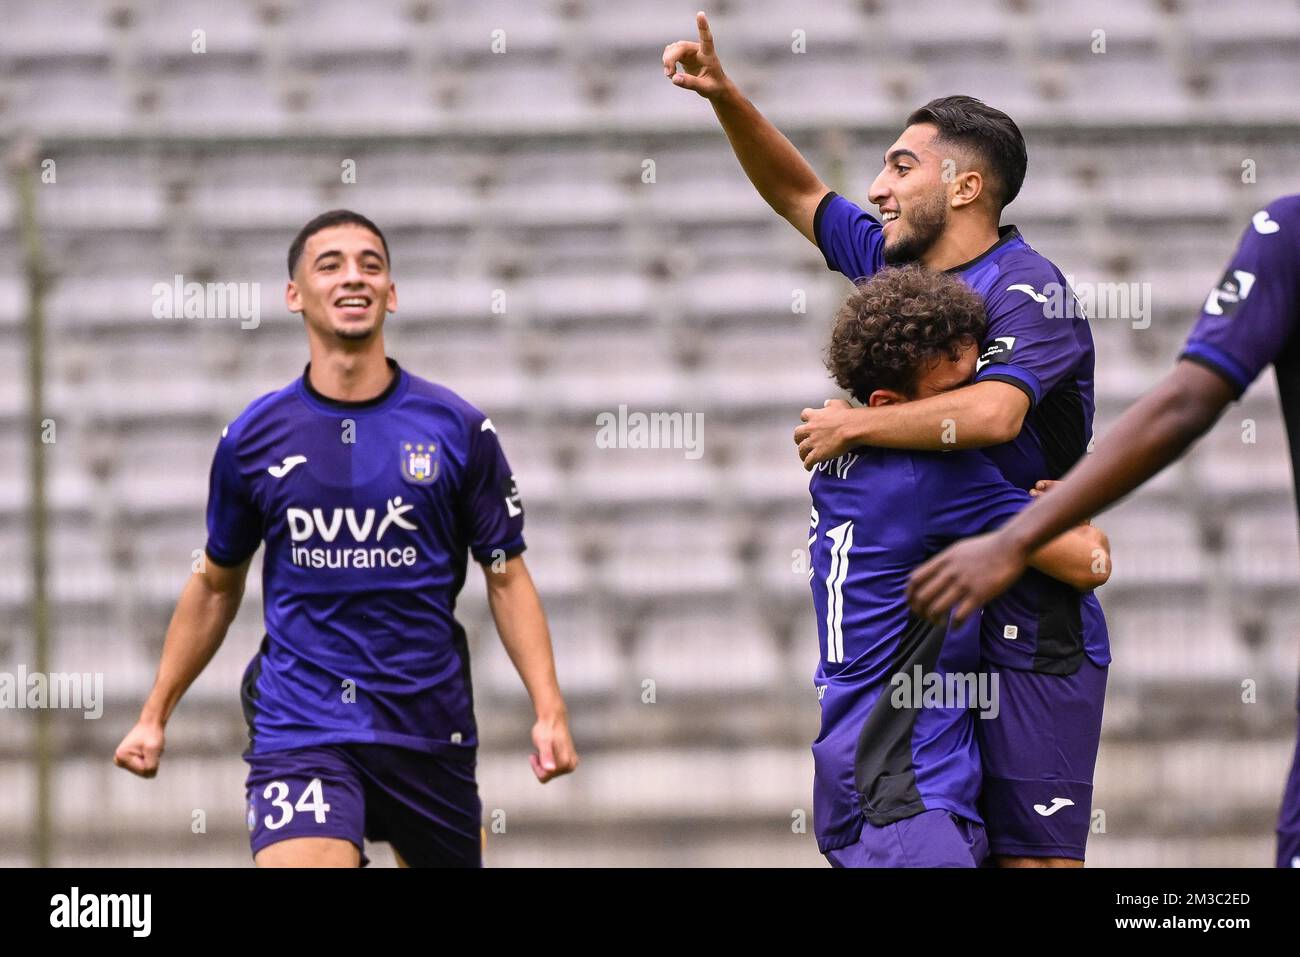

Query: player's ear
[868,389,904,407]
[950,168,983,210]
[386,281,397,313]
[285,280,303,315]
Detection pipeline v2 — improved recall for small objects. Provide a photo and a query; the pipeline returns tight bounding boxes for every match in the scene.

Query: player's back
[807,445,1031,853]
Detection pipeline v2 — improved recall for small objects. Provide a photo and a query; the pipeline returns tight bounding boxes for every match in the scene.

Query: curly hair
[825,265,987,403]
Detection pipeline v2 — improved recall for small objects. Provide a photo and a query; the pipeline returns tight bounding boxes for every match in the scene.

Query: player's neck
[305,338,395,403]
[922,218,1004,272]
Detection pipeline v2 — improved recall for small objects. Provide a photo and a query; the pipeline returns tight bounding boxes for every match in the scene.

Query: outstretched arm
[114,554,252,777]
[908,360,1234,622]
[484,555,579,783]
[663,11,829,242]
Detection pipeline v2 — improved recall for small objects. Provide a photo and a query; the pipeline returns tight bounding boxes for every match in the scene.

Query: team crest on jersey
[400,441,439,484]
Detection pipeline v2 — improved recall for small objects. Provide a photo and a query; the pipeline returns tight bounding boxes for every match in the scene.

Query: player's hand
[113,719,165,779]
[529,711,578,784]
[907,531,1029,626]
[794,398,855,470]
[663,11,731,100]
[1029,480,1093,524]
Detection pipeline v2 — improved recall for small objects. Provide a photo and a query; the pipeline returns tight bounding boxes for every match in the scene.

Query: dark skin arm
[907,359,1237,623]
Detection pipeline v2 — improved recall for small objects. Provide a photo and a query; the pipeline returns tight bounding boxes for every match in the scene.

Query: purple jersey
[814,192,1109,674]
[808,446,1033,853]
[1179,195,1300,868]
[1183,195,1300,477]
[206,358,525,756]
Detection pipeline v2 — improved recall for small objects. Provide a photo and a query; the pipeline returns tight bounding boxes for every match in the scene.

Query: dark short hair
[287,209,391,278]
[825,265,987,402]
[906,95,1027,211]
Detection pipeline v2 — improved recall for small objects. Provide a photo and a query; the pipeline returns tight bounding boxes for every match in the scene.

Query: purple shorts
[1276,712,1300,868]
[823,809,989,868]
[244,743,482,867]
[977,657,1108,861]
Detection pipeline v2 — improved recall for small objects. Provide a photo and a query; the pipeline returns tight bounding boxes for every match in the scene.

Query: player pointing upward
[666,12,1109,866]
[114,209,578,867]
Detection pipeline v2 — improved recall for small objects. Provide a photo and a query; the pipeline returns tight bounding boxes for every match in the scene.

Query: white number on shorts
[294,777,331,824]
[261,778,331,829]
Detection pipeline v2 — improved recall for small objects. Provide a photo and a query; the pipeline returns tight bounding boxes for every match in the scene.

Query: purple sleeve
[1181,197,1300,396]
[464,418,526,565]
[915,451,1032,548]
[973,264,1084,409]
[813,192,886,282]
[204,430,262,567]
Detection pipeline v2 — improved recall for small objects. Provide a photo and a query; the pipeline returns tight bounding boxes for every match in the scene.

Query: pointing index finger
[697,11,715,54]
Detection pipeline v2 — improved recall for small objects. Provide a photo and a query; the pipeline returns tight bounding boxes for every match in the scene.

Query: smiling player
[665,12,1108,865]
[113,209,579,867]
[809,267,1110,867]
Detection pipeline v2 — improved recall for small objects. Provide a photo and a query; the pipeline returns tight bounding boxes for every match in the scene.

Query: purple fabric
[245,743,481,867]
[823,808,988,868]
[977,658,1107,859]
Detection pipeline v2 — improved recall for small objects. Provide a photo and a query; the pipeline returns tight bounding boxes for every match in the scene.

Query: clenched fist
[114,719,165,779]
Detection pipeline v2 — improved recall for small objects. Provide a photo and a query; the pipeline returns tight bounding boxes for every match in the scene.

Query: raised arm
[483,555,579,783]
[114,554,252,777]
[663,11,829,242]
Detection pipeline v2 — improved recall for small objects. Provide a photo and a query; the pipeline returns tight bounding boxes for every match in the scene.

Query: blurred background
[2,0,1299,867]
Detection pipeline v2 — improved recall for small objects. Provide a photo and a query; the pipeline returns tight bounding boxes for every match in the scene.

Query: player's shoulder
[218,380,299,448]
[1261,193,1300,219]
[988,232,1066,300]
[1244,194,1300,239]
[401,366,492,434]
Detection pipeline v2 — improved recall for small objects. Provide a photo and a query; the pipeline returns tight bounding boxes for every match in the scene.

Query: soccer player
[113,210,578,867]
[909,195,1300,868]
[665,12,1108,865]
[809,266,1110,866]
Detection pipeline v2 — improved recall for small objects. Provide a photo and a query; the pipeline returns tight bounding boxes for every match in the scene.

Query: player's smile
[286,222,397,342]
[334,294,374,318]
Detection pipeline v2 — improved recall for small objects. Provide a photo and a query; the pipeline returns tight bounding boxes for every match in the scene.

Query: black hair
[287,209,390,278]
[906,95,1028,211]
